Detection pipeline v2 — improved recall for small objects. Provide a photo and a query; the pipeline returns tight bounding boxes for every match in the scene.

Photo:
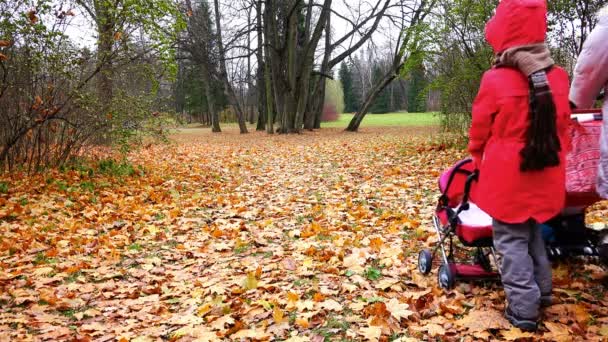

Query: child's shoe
[505,307,537,332]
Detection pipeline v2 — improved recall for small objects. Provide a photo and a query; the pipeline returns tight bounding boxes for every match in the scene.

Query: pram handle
[449,170,479,227]
[460,170,479,210]
[571,109,602,123]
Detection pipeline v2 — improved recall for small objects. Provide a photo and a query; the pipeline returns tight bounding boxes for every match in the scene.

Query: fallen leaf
[319,299,343,311]
[501,327,536,340]
[385,298,414,321]
[358,326,382,342]
[456,308,510,332]
[544,322,572,342]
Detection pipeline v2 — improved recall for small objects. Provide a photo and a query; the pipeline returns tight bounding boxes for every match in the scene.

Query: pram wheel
[418,249,433,275]
[438,263,455,289]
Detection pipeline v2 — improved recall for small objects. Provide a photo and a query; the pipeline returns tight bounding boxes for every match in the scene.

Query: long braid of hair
[520,69,561,172]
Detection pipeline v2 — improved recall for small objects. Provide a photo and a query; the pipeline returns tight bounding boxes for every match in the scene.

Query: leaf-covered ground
[1,127,607,341]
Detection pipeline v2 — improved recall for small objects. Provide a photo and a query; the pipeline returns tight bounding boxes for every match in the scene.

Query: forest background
[1,0,605,171]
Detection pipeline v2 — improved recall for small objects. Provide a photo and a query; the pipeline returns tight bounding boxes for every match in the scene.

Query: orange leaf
[255,266,262,279]
[0,53,8,61]
[45,248,58,257]
[65,266,81,274]
[32,95,43,110]
[0,40,11,47]
[369,237,384,252]
[313,292,325,302]
[113,32,122,41]
[287,292,299,303]
[295,318,309,329]
[27,10,38,24]
[39,289,58,305]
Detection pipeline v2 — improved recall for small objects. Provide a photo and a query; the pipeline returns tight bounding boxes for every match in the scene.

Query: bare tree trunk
[213,0,248,133]
[255,0,266,131]
[94,0,114,113]
[346,0,434,132]
[200,62,220,132]
[175,46,186,115]
[306,10,332,130]
[247,9,255,125]
[346,70,399,131]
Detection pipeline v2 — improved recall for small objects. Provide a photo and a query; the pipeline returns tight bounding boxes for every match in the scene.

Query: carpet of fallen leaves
[1,126,608,341]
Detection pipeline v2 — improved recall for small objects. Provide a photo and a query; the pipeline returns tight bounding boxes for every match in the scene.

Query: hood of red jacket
[485,0,548,54]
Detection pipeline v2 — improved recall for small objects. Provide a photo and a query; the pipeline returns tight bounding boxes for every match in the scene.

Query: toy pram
[418,109,606,289]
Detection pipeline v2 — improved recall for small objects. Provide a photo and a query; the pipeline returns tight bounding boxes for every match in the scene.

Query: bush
[321,104,339,122]
[97,159,142,177]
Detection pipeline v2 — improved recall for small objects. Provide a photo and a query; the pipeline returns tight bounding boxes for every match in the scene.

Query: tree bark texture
[262,0,332,134]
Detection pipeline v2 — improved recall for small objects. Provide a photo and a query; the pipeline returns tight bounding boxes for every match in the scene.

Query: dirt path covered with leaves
[1,127,608,341]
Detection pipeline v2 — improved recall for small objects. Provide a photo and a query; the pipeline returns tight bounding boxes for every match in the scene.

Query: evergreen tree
[369,64,390,114]
[407,63,428,113]
[339,62,356,113]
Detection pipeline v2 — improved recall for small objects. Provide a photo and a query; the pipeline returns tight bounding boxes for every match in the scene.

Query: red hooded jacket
[468,0,571,224]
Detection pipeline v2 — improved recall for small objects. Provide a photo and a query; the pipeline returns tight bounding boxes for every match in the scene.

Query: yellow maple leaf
[501,327,535,341]
[544,322,572,342]
[359,326,382,342]
[273,306,286,323]
[385,298,414,321]
[456,308,510,332]
[242,272,258,290]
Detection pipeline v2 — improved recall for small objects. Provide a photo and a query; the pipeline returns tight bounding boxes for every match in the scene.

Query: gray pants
[493,219,552,319]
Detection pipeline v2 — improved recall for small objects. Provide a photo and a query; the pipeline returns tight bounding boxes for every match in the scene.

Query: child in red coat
[468,0,571,331]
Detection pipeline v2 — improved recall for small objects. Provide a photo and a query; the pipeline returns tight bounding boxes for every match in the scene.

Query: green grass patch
[128,243,143,251]
[364,267,382,281]
[98,159,141,177]
[322,112,439,128]
[0,182,8,194]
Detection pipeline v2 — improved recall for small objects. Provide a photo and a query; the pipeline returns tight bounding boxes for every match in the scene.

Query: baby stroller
[418,109,606,289]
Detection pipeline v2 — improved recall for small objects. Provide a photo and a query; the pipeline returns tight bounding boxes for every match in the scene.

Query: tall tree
[347,0,436,131]
[182,0,223,132]
[407,63,427,113]
[214,0,248,133]
[75,0,183,112]
[369,64,390,114]
[255,0,267,131]
[339,62,356,113]
[262,0,332,133]
[308,0,391,129]
[548,0,608,74]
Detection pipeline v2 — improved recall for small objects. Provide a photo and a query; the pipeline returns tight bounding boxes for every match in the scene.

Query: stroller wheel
[438,263,455,290]
[418,249,433,275]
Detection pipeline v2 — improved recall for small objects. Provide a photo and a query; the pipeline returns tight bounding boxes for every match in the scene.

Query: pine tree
[369,64,390,114]
[407,63,428,113]
[339,62,356,113]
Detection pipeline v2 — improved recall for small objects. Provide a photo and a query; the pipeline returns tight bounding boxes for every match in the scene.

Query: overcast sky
[64,0,400,58]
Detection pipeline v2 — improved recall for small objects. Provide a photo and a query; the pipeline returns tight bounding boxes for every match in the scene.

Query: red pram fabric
[565,115,603,208]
